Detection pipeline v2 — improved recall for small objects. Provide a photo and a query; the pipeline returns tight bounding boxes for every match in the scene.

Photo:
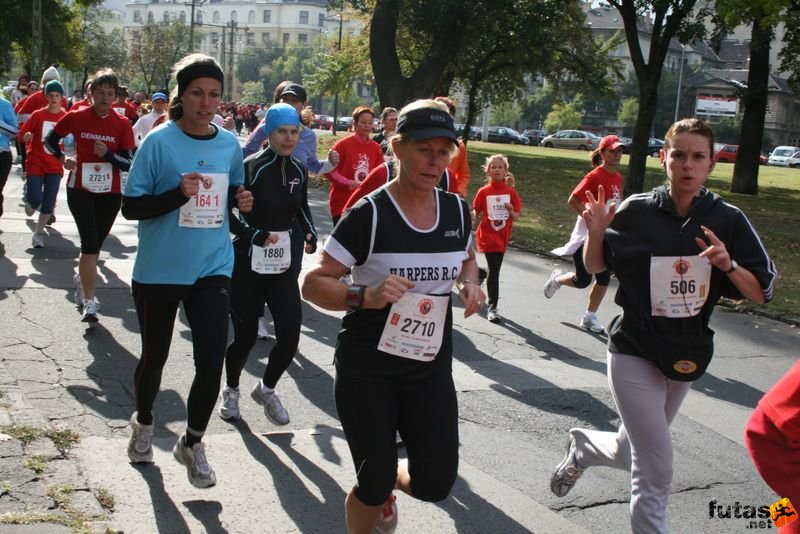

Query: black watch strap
[346,285,367,310]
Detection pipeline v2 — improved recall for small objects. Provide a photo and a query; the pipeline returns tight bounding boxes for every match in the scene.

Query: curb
[0,362,111,534]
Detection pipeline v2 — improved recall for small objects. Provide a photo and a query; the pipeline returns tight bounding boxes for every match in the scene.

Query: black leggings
[572,244,611,288]
[132,279,230,433]
[484,251,505,308]
[335,367,459,506]
[67,188,121,254]
[0,151,11,216]
[225,255,302,389]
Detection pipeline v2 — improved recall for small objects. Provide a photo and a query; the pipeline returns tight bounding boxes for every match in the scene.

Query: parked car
[647,138,665,157]
[540,130,599,150]
[788,151,800,168]
[521,129,547,146]
[313,114,334,130]
[485,126,529,145]
[768,146,800,166]
[617,136,632,154]
[335,116,353,131]
[714,144,738,163]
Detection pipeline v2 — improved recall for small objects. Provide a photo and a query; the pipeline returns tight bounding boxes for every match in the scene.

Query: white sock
[35,212,49,234]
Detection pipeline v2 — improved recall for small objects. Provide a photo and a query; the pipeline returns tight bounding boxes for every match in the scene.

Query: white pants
[572,351,692,534]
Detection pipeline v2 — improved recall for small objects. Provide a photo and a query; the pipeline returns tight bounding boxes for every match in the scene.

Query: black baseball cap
[280,83,307,103]
[396,107,456,141]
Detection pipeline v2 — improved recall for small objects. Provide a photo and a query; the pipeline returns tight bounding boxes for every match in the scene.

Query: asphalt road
[0,156,796,533]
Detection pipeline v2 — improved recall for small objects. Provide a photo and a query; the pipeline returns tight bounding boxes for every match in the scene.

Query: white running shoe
[31,233,44,248]
[173,436,217,488]
[81,299,99,323]
[374,494,398,534]
[550,432,586,497]
[487,307,500,323]
[127,412,154,464]
[580,312,605,334]
[73,273,85,308]
[543,269,565,299]
[250,382,290,425]
[218,386,241,420]
[257,316,270,339]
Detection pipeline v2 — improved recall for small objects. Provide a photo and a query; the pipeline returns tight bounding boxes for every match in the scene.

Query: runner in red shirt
[17,80,66,248]
[746,360,800,533]
[112,87,139,125]
[324,106,383,225]
[44,68,135,323]
[472,154,522,323]
[543,135,625,334]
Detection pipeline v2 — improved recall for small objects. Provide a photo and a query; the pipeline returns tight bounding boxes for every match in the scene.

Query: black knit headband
[177,63,224,96]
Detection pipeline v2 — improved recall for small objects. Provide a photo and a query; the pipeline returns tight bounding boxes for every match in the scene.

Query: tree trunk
[731,18,772,196]
[625,78,660,196]
[369,0,468,108]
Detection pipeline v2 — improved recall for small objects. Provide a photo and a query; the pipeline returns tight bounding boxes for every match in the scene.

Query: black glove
[305,233,318,254]
[253,230,270,247]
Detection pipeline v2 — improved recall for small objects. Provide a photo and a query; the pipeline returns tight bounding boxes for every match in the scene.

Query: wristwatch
[345,285,367,310]
[725,260,738,274]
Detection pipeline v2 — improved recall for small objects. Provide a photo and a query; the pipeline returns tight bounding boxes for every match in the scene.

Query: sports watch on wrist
[345,284,367,310]
[725,260,738,274]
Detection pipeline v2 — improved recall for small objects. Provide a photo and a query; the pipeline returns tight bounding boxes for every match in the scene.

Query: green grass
[315,136,799,321]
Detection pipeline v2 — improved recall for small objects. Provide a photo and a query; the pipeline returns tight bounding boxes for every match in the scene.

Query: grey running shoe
[543,269,564,299]
[550,433,585,497]
[374,494,398,534]
[31,233,44,248]
[173,436,217,488]
[81,299,99,323]
[73,273,85,307]
[580,313,605,334]
[257,316,270,339]
[250,382,290,425]
[218,386,241,420]
[127,412,154,464]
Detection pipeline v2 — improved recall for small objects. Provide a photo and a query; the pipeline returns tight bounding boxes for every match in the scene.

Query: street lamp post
[333,14,344,135]
[674,44,686,123]
[326,13,344,136]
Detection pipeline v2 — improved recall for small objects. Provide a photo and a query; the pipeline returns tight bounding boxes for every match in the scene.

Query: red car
[713,144,768,165]
[312,114,334,130]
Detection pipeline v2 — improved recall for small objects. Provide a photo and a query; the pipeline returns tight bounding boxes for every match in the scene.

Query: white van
[768,146,800,166]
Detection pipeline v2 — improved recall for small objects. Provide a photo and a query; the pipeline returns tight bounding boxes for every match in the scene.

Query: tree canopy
[604,0,710,196]
[0,0,103,78]
[711,0,798,195]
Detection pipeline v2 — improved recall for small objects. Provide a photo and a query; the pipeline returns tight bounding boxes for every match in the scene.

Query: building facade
[124,0,347,99]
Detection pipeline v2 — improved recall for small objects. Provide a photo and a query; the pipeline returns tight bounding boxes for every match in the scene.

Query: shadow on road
[229,420,346,531]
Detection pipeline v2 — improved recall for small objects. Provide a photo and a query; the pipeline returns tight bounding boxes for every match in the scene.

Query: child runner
[471,154,521,323]
[18,79,66,248]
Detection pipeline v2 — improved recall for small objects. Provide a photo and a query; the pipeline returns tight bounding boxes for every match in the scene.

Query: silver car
[540,130,599,150]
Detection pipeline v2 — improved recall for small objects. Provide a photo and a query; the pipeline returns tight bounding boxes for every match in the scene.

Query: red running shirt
[18,107,67,176]
[324,135,383,218]
[53,106,135,194]
[472,180,522,253]
[759,360,800,440]
[571,165,623,203]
